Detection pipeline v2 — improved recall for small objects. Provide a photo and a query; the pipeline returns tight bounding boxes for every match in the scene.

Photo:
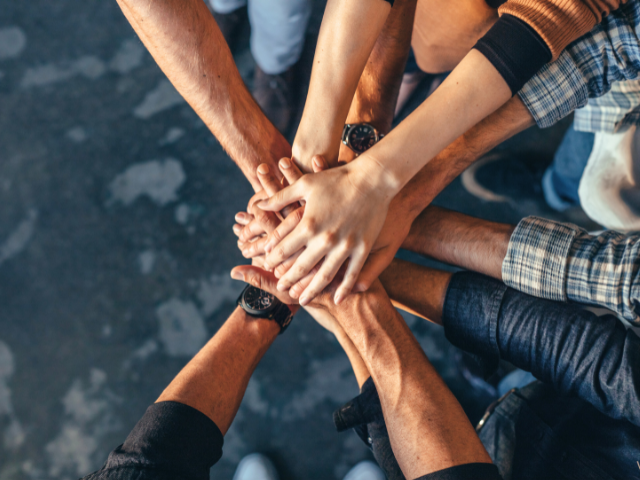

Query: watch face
[348,124,377,153]
[243,287,277,313]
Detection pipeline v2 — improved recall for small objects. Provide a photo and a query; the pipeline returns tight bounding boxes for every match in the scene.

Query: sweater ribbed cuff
[474,14,552,95]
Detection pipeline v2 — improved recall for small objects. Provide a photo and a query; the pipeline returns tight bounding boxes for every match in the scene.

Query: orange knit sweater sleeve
[499,0,626,60]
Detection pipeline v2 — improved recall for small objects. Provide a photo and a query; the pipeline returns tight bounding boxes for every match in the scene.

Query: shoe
[207,4,246,46]
[342,460,385,480]
[232,453,279,480]
[253,65,294,133]
[461,152,548,203]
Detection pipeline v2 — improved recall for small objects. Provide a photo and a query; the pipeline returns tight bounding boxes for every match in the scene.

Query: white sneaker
[342,460,386,480]
[232,453,280,480]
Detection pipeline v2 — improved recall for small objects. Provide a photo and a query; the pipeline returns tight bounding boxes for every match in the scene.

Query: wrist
[232,307,281,346]
[349,153,402,200]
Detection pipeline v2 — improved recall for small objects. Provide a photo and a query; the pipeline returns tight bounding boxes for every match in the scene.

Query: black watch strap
[237,285,294,334]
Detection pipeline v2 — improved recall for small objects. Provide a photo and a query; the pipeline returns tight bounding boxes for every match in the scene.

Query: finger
[248,202,281,236]
[240,214,278,242]
[240,235,269,258]
[334,248,369,304]
[264,206,304,253]
[257,180,306,212]
[311,155,328,173]
[274,249,302,278]
[288,262,321,298]
[353,249,394,293]
[247,190,268,212]
[298,250,347,305]
[264,224,310,273]
[235,212,253,226]
[256,164,282,196]
[231,266,299,310]
[276,241,328,294]
[233,223,243,237]
[279,157,304,186]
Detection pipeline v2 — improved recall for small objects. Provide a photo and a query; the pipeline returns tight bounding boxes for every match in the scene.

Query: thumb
[352,250,394,293]
[256,181,304,212]
[231,265,299,307]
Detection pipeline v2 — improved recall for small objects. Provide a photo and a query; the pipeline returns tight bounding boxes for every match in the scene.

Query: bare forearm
[293,0,391,167]
[115,0,290,190]
[345,0,417,135]
[156,307,280,434]
[379,259,451,324]
[320,284,490,478]
[403,206,514,279]
[392,95,535,225]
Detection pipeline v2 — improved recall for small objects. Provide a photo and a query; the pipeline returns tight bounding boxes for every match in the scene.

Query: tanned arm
[402,206,514,280]
[317,282,492,478]
[157,307,280,434]
[341,0,418,155]
[115,0,291,191]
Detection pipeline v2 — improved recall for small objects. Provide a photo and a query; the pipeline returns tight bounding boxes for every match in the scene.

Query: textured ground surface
[0,2,593,479]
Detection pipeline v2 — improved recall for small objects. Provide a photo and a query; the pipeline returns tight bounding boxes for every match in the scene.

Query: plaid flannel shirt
[518,1,640,133]
[502,216,640,325]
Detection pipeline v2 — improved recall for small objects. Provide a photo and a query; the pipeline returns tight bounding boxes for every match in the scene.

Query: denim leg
[248,0,311,74]
[542,122,595,211]
[209,0,246,15]
[497,370,537,396]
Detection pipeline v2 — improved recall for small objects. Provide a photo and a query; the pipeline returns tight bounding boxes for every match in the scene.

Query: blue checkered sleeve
[518,1,640,130]
[502,217,640,324]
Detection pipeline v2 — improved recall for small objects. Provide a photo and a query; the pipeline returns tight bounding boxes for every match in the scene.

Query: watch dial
[244,287,276,311]
[348,125,376,153]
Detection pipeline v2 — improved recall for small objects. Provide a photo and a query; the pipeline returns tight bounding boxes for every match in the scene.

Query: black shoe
[253,65,294,133]
[461,152,549,203]
[207,4,247,47]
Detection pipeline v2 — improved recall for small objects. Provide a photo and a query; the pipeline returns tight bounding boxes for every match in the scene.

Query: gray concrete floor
[0,2,595,480]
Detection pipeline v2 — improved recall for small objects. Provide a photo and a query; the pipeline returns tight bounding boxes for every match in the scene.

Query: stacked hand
[236,153,415,306]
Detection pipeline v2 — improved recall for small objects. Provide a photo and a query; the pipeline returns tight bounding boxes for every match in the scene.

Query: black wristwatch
[341,123,384,156]
[236,285,294,334]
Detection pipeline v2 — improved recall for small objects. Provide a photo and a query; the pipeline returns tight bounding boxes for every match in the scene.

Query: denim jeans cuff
[443,272,509,373]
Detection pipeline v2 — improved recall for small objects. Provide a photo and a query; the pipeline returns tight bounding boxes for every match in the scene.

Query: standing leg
[248,0,311,131]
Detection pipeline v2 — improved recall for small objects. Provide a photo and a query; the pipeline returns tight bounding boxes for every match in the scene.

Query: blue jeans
[337,272,640,480]
[209,0,310,74]
[542,123,595,211]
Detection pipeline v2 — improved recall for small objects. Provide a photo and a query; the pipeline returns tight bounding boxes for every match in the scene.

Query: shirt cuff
[518,50,590,129]
[104,401,223,480]
[474,14,551,95]
[502,216,582,302]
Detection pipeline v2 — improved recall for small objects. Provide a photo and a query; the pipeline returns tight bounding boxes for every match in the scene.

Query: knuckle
[275,245,287,260]
[295,263,308,276]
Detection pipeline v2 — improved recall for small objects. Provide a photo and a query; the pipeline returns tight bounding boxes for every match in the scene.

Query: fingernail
[299,295,309,306]
[334,292,342,305]
[256,200,267,209]
[235,213,245,222]
[279,158,291,169]
[265,243,273,253]
[290,289,300,299]
[242,250,250,258]
[277,282,288,292]
[257,164,269,175]
[233,224,241,235]
[230,270,243,281]
[313,157,323,169]
[274,269,281,279]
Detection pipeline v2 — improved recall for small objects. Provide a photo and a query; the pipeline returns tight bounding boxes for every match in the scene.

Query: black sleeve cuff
[103,401,224,480]
[474,14,551,95]
[414,463,502,480]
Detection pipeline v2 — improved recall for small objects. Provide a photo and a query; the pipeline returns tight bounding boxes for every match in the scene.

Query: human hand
[234,156,329,260]
[258,156,398,305]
